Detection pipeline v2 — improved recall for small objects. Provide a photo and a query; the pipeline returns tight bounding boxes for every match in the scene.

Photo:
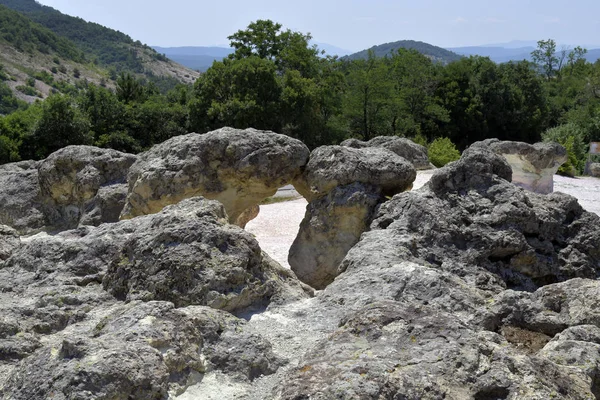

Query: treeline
[1,20,600,174]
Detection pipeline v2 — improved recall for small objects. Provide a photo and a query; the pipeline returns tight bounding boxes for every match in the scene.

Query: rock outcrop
[0,196,311,399]
[38,146,137,230]
[589,162,600,178]
[0,147,137,234]
[0,160,46,234]
[121,127,310,226]
[272,142,600,399]
[473,139,567,194]
[341,136,434,170]
[290,146,416,289]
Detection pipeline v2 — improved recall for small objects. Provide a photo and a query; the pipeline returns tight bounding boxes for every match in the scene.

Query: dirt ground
[245,171,600,269]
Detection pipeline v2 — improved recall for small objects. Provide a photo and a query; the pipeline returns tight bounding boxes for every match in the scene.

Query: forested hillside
[346,40,462,64]
[0,0,198,81]
[1,20,599,178]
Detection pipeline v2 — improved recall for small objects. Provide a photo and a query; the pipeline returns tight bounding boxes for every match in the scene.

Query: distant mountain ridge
[344,40,462,64]
[152,42,353,72]
[448,45,600,64]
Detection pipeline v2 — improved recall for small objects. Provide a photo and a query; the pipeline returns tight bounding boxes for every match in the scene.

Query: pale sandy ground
[246,171,600,269]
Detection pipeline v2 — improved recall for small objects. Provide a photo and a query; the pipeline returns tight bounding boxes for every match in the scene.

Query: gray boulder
[2,301,285,400]
[341,136,434,170]
[473,139,567,194]
[38,145,137,230]
[589,162,600,178]
[293,145,415,202]
[121,127,310,226]
[290,146,416,289]
[368,144,600,292]
[0,160,46,234]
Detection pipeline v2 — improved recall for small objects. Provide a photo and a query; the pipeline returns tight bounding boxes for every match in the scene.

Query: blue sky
[36,0,600,50]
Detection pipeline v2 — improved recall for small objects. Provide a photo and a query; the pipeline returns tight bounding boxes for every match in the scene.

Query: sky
[36,0,600,51]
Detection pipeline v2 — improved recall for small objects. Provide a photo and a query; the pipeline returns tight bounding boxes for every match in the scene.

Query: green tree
[116,72,143,103]
[531,39,558,79]
[189,57,281,132]
[26,93,92,158]
[428,137,461,167]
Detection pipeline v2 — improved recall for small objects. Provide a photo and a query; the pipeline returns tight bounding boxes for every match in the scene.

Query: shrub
[542,123,587,176]
[0,135,20,164]
[410,132,428,147]
[428,137,461,167]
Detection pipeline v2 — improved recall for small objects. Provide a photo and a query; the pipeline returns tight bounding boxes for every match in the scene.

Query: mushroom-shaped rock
[120,127,310,226]
[472,139,567,194]
[0,160,46,234]
[290,146,416,289]
[38,145,137,230]
[293,146,416,202]
[341,136,434,170]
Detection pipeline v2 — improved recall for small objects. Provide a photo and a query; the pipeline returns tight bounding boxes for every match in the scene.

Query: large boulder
[341,136,434,170]
[473,139,567,194]
[0,160,46,234]
[2,301,285,399]
[38,146,137,230]
[121,127,310,226]
[290,146,416,289]
[270,143,600,399]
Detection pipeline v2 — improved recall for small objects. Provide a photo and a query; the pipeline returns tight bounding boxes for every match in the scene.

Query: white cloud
[452,16,468,24]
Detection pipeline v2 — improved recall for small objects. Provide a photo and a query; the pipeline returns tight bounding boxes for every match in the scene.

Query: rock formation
[0,146,137,234]
[121,127,310,227]
[341,135,434,170]
[0,196,310,399]
[473,139,567,194]
[38,145,137,230]
[0,160,46,234]
[1,133,600,400]
[289,145,416,289]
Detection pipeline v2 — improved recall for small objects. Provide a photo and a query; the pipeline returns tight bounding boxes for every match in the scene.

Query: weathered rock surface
[38,145,137,230]
[0,225,19,262]
[269,143,600,399]
[0,160,46,234]
[288,183,382,289]
[121,127,310,226]
[473,139,567,194]
[2,301,285,400]
[293,145,416,202]
[0,196,310,398]
[589,162,600,178]
[341,135,434,170]
[290,146,416,289]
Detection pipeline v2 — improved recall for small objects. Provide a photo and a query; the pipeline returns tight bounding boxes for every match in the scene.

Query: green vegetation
[345,40,462,64]
[0,0,165,74]
[1,20,599,177]
[428,137,461,167]
[0,4,82,61]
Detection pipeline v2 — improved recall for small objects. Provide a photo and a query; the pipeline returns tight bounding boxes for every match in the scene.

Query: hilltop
[0,0,199,107]
[345,40,462,64]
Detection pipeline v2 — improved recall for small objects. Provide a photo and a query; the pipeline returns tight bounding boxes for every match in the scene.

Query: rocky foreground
[1,128,600,399]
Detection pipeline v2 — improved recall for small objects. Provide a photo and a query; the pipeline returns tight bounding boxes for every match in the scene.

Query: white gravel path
[246,171,600,269]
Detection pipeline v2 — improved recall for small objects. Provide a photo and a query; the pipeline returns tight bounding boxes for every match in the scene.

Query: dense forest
[1,19,599,175]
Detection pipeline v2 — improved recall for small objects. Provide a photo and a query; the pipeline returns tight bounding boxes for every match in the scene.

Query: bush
[0,135,21,164]
[542,123,587,176]
[410,132,428,147]
[428,137,461,167]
